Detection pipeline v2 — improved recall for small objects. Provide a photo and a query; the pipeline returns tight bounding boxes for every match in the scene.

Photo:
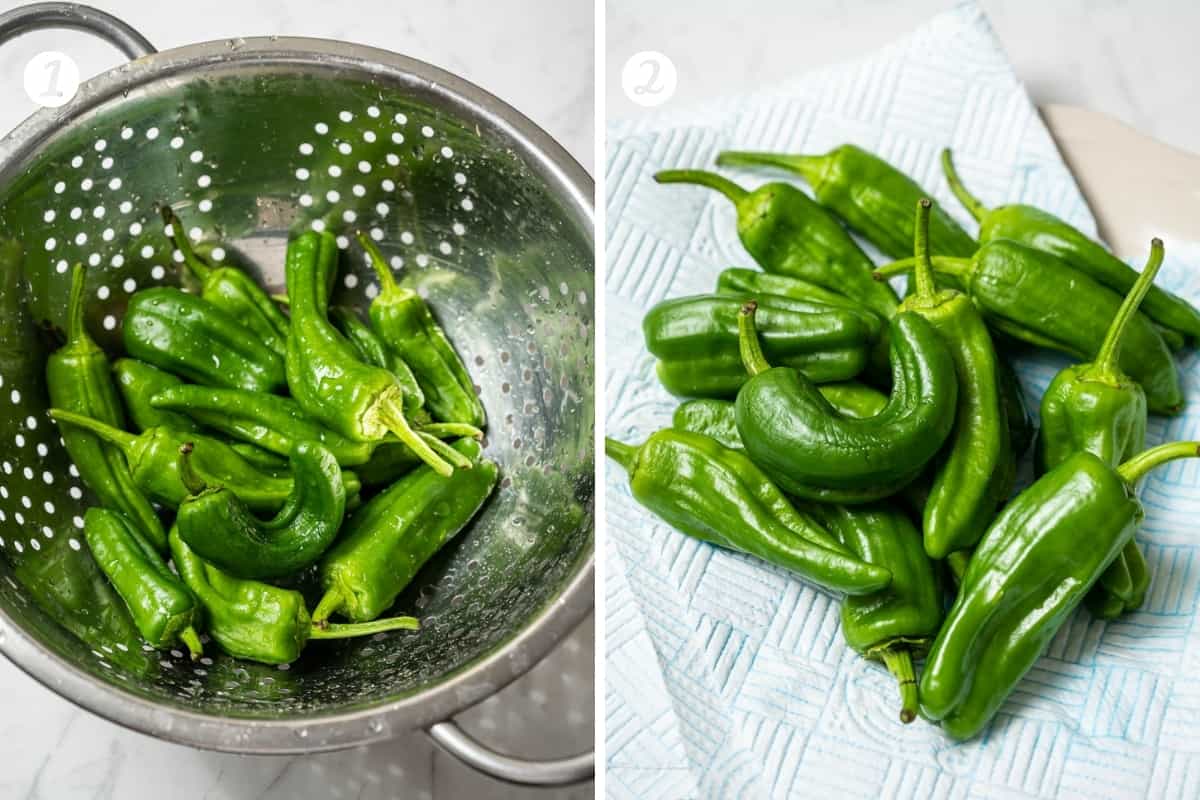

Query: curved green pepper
[84,508,201,657]
[285,231,461,476]
[162,206,290,358]
[329,304,426,417]
[113,358,199,434]
[734,302,957,503]
[47,266,166,551]
[169,528,418,665]
[123,287,286,394]
[313,437,499,623]
[921,442,1200,740]
[899,199,1010,558]
[808,502,943,724]
[357,232,486,428]
[1039,239,1163,618]
[715,268,881,314]
[654,170,899,318]
[176,440,346,579]
[717,145,978,259]
[606,429,890,594]
[47,408,360,511]
[942,148,1200,341]
[875,241,1183,414]
[644,293,877,397]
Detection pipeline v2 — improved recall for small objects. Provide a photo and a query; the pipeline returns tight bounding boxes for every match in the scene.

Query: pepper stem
[910,198,937,301]
[65,263,87,344]
[419,433,473,469]
[310,615,421,640]
[604,437,637,471]
[874,256,972,282]
[311,587,344,624]
[1094,238,1165,372]
[418,422,484,440]
[714,151,826,187]
[737,301,772,376]
[878,647,919,724]
[179,625,204,660]
[48,408,138,453]
[940,149,988,222]
[654,169,748,204]
[374,396,454,477]
[1117,441,1200,485]
[177,443,207,496]
[160,205,212,282]
[356,230,400,295]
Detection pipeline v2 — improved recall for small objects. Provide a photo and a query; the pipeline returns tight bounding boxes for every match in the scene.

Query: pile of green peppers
[610,143,1200,739]
[45,208,498,666]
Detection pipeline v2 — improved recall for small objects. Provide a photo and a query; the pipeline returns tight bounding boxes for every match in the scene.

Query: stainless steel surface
[430,718,594,786]
[0,10,594,775]
[0,2,156,59]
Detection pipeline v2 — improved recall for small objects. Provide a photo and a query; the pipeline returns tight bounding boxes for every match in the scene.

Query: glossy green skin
[605,430,892,594]
[317,438,498,622]
[113,358,198,433]
[920,452,1139,739]
[171,528,309,664]
[721,145,978,260]
[177,441,346,579]
[644,294,877,397]
[84,508,199,650]
[979,205,1200,341]
[1039,366,1149,617]
[900,287,1010,559]
[47,268,166,551]
[122,287,286,394]
[808,502,942,654]
[192,267,289,358]
[735,312,957,501]
[905,243,1182,414]
[330,306,426,416]
[672,383,888,450]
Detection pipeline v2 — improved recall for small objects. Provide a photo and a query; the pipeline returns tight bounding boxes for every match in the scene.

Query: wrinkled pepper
[899,199,1009,558]
[161,206,290,358]
[654,170,899,318]
[285,231,461,476]
[875,241,1183,414]
[330,304,426,417]
[357,232,486,428]
[605,429,892,595]
[1039,239,1164,618]
[717,144,978,259]
[734,302,957,503]
[942,148,1200,342]
[176,441,346,579]
[313,437,498,623]
[84,508,202,657]
[644,293,878,397]
[113,357,199,434]
[921,442,1200,740]
[123,286,286,394]
[47,265,166,550]
[169,528,418,665]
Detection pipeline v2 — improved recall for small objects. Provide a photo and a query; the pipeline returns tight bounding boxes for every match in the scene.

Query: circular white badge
[621,51,678,108]
[24,51,80,109]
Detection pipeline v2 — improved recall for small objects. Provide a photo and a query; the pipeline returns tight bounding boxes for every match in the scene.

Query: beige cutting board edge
[1041,103,1200,261]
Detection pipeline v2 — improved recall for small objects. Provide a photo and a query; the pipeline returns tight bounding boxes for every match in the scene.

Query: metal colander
[0,3,593,783]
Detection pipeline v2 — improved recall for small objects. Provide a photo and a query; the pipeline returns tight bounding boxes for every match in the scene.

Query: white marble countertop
[0,1,593,799]
[606,0,1200,158]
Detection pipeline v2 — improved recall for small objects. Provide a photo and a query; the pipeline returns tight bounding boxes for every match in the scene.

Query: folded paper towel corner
[605,1,1200,797]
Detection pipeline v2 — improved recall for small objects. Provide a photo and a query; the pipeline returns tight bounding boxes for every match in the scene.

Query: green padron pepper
[717,144,978,259]
[734,301,957,503]
[113,358,199,433]
[654,170,899,318]
[605,429,891,595]
[47,266,166,551]
[942,148,1200,342]
[643,293,878,397]
[84,508,202,657]
[329,305,426,418]
[1039,239,1164,618]
[169,528,418,665]
[921,441,1200,740]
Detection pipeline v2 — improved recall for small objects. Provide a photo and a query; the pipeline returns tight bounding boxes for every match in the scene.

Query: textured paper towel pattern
[604,3,1200,799]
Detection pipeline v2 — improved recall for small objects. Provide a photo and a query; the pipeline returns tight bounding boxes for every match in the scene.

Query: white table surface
[0,1,594,799]
[606,0,1200,158]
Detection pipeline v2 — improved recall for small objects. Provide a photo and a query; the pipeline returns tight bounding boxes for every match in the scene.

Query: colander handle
[0,2,156,59]
[428,720,594,786]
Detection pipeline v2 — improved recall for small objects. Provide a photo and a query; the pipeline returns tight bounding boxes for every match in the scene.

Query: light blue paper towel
[604,3,1200,798]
